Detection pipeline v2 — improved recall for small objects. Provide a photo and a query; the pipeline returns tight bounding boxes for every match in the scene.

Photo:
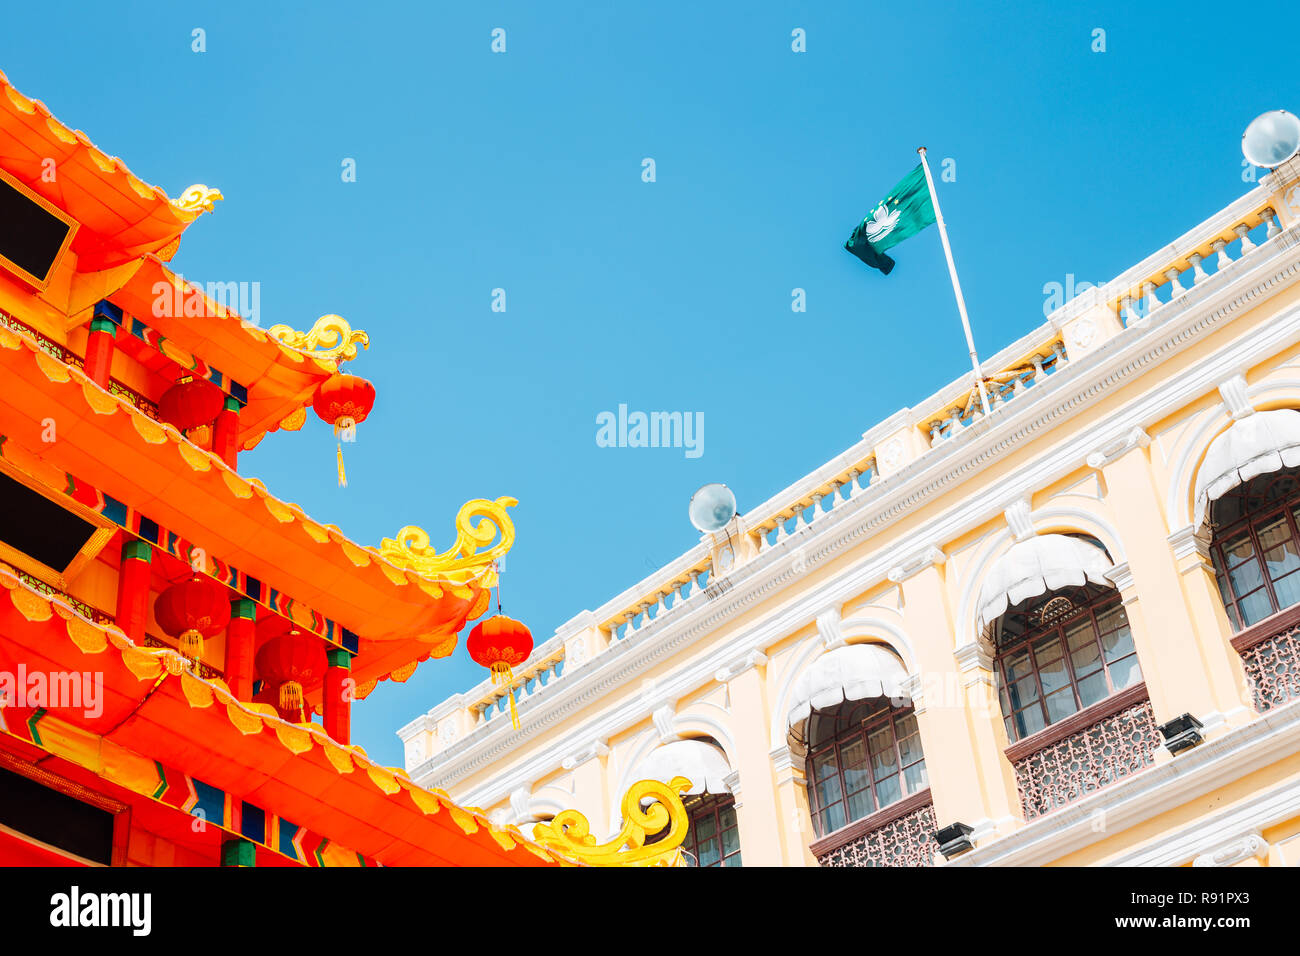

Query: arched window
[1208,466,1300,630]
[679,794,741,867]
[805,698,927,838]
[635,737,741,866]
[993,583,1142,742]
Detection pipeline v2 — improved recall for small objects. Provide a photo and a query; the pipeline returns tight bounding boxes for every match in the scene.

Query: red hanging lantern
[466,614,533,729]
[311,373,376,487]
[154,574,231,664]
[254,616,327,722]
[159,377,224,432]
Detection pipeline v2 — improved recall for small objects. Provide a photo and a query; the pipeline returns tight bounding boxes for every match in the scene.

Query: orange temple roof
[0,69,206,271]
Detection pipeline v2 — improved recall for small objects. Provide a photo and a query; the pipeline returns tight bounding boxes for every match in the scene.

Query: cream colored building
[401,157,1300,867]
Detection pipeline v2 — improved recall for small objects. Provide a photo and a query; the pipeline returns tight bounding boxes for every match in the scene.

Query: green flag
[844,164,937,274]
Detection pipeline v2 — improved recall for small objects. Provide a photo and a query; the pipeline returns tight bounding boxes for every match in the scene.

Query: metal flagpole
[917,146,991,416]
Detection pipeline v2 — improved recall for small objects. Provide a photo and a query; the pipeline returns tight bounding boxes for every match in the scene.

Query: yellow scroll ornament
[267,314,370,363]
[174,184,224,214]
[378,497,516,576]
[531,777,692,867]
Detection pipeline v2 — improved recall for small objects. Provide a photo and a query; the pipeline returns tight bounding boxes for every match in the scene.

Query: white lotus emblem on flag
[864,202,900,242]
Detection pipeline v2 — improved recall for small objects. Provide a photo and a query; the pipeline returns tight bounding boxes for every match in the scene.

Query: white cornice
[411,233,1300,805]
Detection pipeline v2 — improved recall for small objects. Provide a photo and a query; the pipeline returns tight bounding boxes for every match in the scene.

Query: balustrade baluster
[1164,268,1186,297]
[1213,238,1231,270]
[848,469,862,496]
[1120,295,1140,326]
[1189,252,1208,284]
[1263,208,1280,240]
[1234,223,1257,253]
[1141,281,1160,316]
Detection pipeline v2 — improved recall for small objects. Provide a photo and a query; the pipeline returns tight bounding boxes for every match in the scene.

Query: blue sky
[3,1,1291,767]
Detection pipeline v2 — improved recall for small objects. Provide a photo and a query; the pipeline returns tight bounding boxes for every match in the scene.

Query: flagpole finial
[917,146,927,156]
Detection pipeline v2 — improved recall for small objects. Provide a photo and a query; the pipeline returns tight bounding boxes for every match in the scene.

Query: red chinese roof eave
[0,582,565,867]
[0,334,486,688]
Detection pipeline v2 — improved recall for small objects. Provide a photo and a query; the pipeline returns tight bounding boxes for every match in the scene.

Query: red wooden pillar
[114,540,152,642]
[213,396,241,470]
[323,648,353,744]
[225,599,257,701]
[84,316,117,388]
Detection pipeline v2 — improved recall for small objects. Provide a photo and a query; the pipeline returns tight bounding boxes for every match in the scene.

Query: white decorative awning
[786,643,909,730]
[976,534,1113,632]
[1194,409,1300,524]
[632,739,731,795]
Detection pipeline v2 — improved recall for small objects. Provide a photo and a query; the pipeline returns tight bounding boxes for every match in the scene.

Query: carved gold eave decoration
[0,322,498,602]
[378,497,517,576]
[171,184,224,216]
[532,777,692,867]
[267,314,370,364]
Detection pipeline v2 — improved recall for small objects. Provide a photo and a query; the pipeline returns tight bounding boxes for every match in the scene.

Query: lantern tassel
[490,662,519,729]
[337,442,347,487]
[180,629,203,665]
[280,680,304,714]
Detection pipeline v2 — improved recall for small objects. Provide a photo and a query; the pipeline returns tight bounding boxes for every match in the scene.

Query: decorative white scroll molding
[1217,373,1255,420]
[1192,829,1269,867]
[1003,499,1036,543]
[769,744,803,779]
[1103,560,1136,592]
[815,607,844,649]
[509,786,533,820]
[723,769,743,807]
[1168,524,1213,563]
[1085,427,1152,470]
[714,650,768,685]
[887,544,948,582]
[651,703,679,743]
[954,640,993,672]
[900,671,926,715]
[561,739,609,771]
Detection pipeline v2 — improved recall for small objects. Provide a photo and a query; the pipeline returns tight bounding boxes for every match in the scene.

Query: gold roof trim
[268,314,370,363]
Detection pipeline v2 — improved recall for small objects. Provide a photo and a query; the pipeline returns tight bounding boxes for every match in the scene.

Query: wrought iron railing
[812,790,936,867]
[1006,685,1159,820]
[1233,610,1300,713]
